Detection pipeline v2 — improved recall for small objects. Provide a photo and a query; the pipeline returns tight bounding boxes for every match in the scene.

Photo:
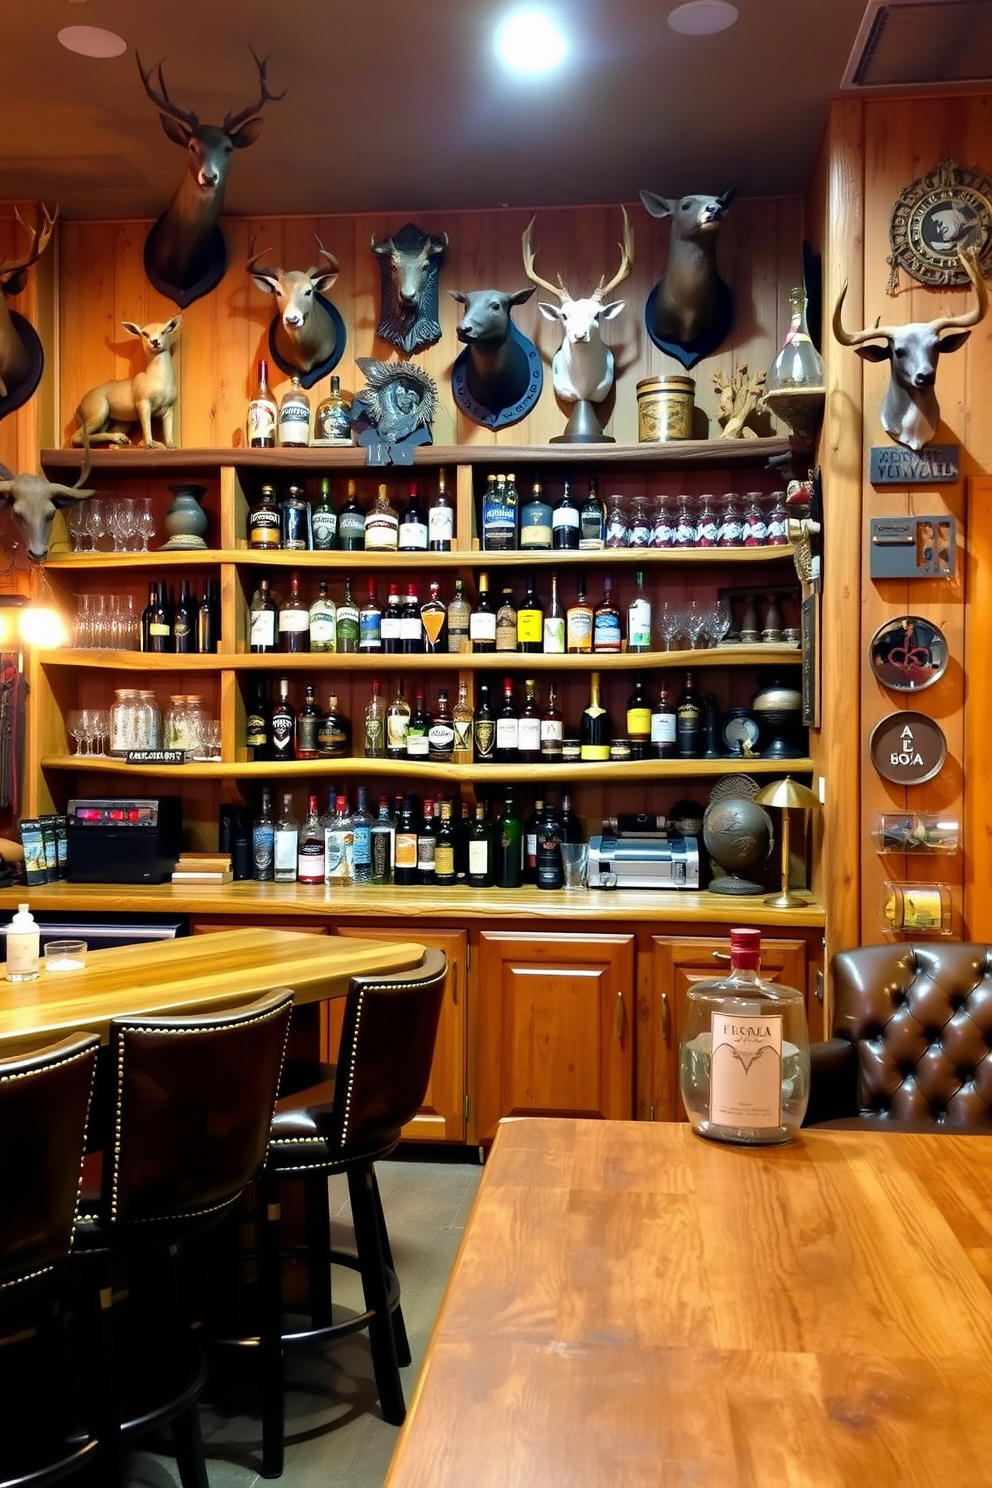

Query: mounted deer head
[138,48,285,302]
[640,188,735,365]
[0,203,57,409]
[247,233,341,379]
[0,447,94,563]
[371,224,448,355]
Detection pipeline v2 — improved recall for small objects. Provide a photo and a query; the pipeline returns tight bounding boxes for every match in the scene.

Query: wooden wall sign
[869,445,959,484]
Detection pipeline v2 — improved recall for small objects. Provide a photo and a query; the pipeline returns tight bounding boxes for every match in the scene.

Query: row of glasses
[66,708,110,755]
[72,593,141,650]
[657,597,733,651]
[65,498,156,552]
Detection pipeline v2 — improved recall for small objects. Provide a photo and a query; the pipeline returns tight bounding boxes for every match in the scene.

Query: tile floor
[121,1152,481,1488]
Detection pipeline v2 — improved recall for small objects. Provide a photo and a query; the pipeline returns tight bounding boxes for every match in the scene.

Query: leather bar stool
[0,1031,100,1488]
[73,987,293,1488]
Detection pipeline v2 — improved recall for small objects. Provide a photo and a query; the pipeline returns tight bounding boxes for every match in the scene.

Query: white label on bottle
[279,611,309,633]
[628,598,652,650]
[651,713,676,744]
[250,611,276,646]
[309,616,336,646]
[274,828,298,873]
[6,931,39,976]
[429,507,454,543]
[709,1012,783,1128]
[518,717,541,751]
[543,617,566,654]
[470,612,497,643]
[399,520,428,550]
[496,717,519,749]
[468,841,489,875]
[365,514,399,550]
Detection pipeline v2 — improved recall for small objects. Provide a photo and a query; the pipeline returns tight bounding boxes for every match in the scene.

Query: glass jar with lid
[110,688,140,756]
[164,694,206,760]
[136,691,163,750]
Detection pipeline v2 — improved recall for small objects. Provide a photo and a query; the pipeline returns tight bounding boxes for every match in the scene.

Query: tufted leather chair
[804,942,992,1130]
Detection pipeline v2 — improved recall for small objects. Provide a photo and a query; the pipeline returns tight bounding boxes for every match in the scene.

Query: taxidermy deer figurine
[832,247,988,451]
[639,189,735,364]
[71,315,182,449]
[247,233,341,377]
[0,203,57,400]
[138,49,285,294]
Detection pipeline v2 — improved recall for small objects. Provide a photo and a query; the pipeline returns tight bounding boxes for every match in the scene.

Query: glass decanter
[762,286,826,441]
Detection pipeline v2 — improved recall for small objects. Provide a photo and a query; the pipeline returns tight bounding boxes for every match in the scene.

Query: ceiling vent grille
[842,0,992,88]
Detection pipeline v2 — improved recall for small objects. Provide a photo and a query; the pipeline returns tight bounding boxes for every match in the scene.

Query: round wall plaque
[887,157,992,291]
[869,615,948,692]
[869,711,947,786]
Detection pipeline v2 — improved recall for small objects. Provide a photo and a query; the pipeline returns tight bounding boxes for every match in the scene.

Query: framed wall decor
[886,157,992,292]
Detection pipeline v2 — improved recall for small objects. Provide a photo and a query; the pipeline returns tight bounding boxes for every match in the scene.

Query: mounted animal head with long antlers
[522,206,633,406]
[247,233,341,379]
[0,203,57,408]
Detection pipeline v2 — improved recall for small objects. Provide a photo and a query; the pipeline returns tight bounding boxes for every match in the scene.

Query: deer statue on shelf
[0,203,57,416]
[70,315,182,449]
[521,206,633,442]
[246,233,343,384]
[832,247,988,451]
[137,48,285,304]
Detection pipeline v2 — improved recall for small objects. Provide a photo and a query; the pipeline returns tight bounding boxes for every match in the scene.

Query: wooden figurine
[712,364,766,439]
[70,316,182,449]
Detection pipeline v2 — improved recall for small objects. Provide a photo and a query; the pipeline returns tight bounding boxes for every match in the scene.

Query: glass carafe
[762,286,826,441]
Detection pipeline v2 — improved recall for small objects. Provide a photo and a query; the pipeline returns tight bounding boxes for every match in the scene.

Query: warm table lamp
[752,776,820,909]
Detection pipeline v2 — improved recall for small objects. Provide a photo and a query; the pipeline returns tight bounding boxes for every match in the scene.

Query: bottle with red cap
[679,927,809,1145]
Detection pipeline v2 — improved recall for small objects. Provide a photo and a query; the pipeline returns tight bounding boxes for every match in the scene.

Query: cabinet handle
[450,964,457,1005]
[660,991,670,1044]
[712,949,731,961]
[615,991,624,1041]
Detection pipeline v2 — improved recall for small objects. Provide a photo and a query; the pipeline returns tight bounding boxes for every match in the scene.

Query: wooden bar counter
[387,1117,992,1488]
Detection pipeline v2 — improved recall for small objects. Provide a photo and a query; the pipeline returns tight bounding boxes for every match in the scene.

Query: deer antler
[223,47,287,133]
[831,284,901,346]
[1,203,59,278]
[309,233,339,277]
[136,53,200,129]
[522,218,569,302]
[930,247,988,334]
[245,230,279,278]
[594,205,634,301]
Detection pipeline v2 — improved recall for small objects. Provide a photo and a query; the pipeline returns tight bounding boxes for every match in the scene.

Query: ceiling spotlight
[494,8,568,75]
[57,25,127,58]
[667,1,739,36]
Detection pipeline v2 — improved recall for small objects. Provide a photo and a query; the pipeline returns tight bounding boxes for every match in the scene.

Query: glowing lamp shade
[17,605,69,650]
[494,8,568,74]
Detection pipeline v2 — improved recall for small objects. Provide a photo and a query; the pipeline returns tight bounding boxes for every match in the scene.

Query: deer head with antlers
[247,233,342,381]
[0,203,57,415]
[138,48,285,303]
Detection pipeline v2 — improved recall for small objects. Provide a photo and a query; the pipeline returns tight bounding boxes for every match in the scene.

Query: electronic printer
[587,815,700,890]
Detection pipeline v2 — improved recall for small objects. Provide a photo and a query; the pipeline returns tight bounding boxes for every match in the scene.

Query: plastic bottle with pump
[5,903,40,981]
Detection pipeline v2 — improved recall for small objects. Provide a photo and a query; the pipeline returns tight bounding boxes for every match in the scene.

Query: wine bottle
[294,682,322,760]
[271,679,296,765]
[198,579,219,654]
[351,785,373,884]
[553,476,580,550]
[308,578,336,653]
[338,479,365,551]
[540,682,563,761]
[335,575,359,653]
[297,793,325,884]
[592,574,622,653]
[277,376,311,448]
[536,801,564,890]
[447,576,471,654]
[452,679,474,764]
[495,677,519,764]
[580,671,610,762]
[393,796,419,886]
[359,577,382,653]
[400,582,423,654]
[140,582,156,652]
[311,477,337,550]
[517,678,541,764]
[386,681,411,758]
[398,481,428,551]
[676,669,704,758]
[146,580,171,654]
[627,569,652,654]
[474,681,496,764]
[429,688,455,762]
[245,678,272,762]
[364,679,385,759]
[566,576,593,654]
[579,476,605,550]
[246,358,277,449]
[249,578,277,653]
[406,691,430,760]
[651,683,677,760]
[519,480,553,550]
[314,375,352,446]
[251,787,275,881]
[273,790,298,882]
[435,799,457,886]
[543,573,565,655]
[429,468,455,551]
[495,588,518,653]
[370,794,395,885]
[467,802,494,888]
[516,573,543,653]
[381,582,402,653]
[417,797,437,885]
[365,483,399,551]
[278,572,310,653]
[626,673,652,760]
[524,796,543,884]
[317,694,351,758]
[470,573,497,653]
[495,790,523,888]
[248,484,281,550]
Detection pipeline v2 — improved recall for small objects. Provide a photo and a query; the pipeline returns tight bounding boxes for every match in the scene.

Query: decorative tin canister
[636,376,695,442]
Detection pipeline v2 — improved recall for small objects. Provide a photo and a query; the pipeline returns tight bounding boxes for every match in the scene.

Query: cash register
[587,815,700,890]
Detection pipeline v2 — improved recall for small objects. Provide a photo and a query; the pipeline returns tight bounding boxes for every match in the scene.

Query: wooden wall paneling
[965,476,992,937]
[58,222,123,446]
[0,201,53,477]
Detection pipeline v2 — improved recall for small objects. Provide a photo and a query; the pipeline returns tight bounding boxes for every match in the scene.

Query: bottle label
[359,612,382,650]
[429,507,454,544]
[417,836,436,871]
[246,714,268,749]
[297,841,325,881]
[709,1011,783,1128]
[483,501,517,550]
[475,719,495,759]
[567,610,593,649]
[312,512,338,548]
[428,722,455,755]
[470,612,497,644]
[387,712,410,751]
[279,610,309,634]
[6,931,39,976]
[453,714,473,755]
[249,509,281,547]
[520,506,553,548]
[468,840,490,875]
[593,612,622,650]
[381,613,401,643]
[317,723,348,756]
[252,824,274,877]
[627,706,652,735]
[543,616,566,654]
[399,520,428,550]
[628,598,652,651]
[353,825,372,867]
[149,622,170,637]
[273,828,298,873]
[517,609,542,645]
[315,403,352,442]
[371,830,393,881]
[309,613,336,648]
[435,842,455,877]
[651,713,677,744]
[339,512,366,544]
[395,831,418,870]
[496,717,519,750]
[518,717,541,752]
[325,828,354,880]
[247,400,276,444]
[336,608,360,647]
[251,611,276,647]
[296,715,321,754]
[496,621,518,652]
[365,512,399,549]
[407,731,429,758]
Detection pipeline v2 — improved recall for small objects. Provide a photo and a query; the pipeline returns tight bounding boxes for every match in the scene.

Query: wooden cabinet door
[334,926,467,1144]
[476,931,635,1140]
[642,935,809,1123]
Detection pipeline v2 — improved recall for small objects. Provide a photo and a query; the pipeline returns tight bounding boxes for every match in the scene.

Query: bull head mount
[833,247,988,451]
[0,449,94,564]
[0,203,57,421]
[138,48,285,307]
[247,232,345,387]
[372,224,448,355]
[449,286,542,430]
[640,188,735,368]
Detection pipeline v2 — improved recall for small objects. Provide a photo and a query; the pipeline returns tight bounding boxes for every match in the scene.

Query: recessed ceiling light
[494,8,568,75]
[667,1,739,36]
[57,25,127,58]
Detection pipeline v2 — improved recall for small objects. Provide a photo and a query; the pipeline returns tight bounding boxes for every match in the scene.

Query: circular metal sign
[869,615,948,692]
[869,711,947,786]
[887,157,992,290]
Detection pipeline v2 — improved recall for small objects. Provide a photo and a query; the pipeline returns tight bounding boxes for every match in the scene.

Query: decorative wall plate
[869,711,947,786]
[869,615,948,692]
[887,157,992,291]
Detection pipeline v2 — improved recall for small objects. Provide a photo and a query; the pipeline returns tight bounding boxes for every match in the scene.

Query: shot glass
[44,939,87,972]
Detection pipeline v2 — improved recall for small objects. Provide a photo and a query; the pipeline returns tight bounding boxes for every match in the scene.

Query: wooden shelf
[44,545,799,570]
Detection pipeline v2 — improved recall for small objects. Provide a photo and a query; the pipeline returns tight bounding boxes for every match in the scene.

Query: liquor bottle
[146,580,171,654]
[429,468,455,551]
[651,682,677,760]
[435,799,457,886]
[519,480,553,550]
[580,671,611,762]
[517,678,541,764]
[273,790,298,882]
[406,691,431,760]
[566,576,594,654]
[173,578,196,654]
[679,927,810,1144]
[400,582,423,653]
[516,573,544,653]
[536,801,564,890]
[309,578,336,653]
[524,796,543,883]
[278,571,310,652]
[319,789,336,874]
[364,679,385,758]
[249,577,277,653]
[246,357,277,448]
[245,678,272,762]
[251,787,275,881]
[592,574,622,653]
[474,681,496,764]
[676,669,704,758]
[311,478,338,550]
[467,802,494,888]
[335,575,359,653]
[495,790,523,888]
[496,588,518,653]
[140,582,156,652]
[540,682,563,761]
[455,799,472,882]
[579,476,605,550]
[317,693,351,758]
[429,688,456,762]
[543,574,565,655]
[338,479,365,551]
[370,794,395,885]
[398,481,428,551]
[198,578,219,654]
[417,797,437,885]
[351,785,373,884]
[627,568,652,654]
[386,681,411,759]
[495,677,518,764]
[295,682,322,760]
[381,582,402,653]
[452,679,474,764]
[447,577,471,654]
[420,580,447,652]
[313,374,352,446]
[393,796,419,886]
[359,577,383,653]
[324,794,354,884]
[278,376,311,448]
[470,573,497,653]
[279,484,309,551]
[365,483,399,551]
[553,476,580,550]
[482,471,517,551]
[626,673,652,760]
[560,791,583,844]
[271,679,296,765]
[248,484,281,549]
[297,793,325,884]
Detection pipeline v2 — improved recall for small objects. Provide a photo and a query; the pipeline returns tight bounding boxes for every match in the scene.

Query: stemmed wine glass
[85,499,107,553]
[65,504,91,552]
[66,709,85,755]
[135,498,156,551]
[683,599,709,651]
[657,600,685,652]
[703,596,733,648]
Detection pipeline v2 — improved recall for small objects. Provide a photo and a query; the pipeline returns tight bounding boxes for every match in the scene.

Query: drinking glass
[72,594,93,649]
[703,596,733,648]
[85,499,107,553]
[66,504,90,552]
[684,599,709,651]
[90,709,110,756]
[561,843,589,889]
[135,498,156,551]
[78,708,102,755]
[658,600,684,652]
[66,709,85,755]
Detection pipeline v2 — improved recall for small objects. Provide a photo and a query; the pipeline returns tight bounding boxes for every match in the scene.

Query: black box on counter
[65,797,183,884]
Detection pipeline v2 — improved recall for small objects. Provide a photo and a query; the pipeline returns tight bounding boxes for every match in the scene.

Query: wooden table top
[0,928,425,1054]
[387,1117,992,1488]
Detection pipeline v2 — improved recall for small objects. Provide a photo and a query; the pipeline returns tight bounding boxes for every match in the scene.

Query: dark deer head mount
[0,203,57,422]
